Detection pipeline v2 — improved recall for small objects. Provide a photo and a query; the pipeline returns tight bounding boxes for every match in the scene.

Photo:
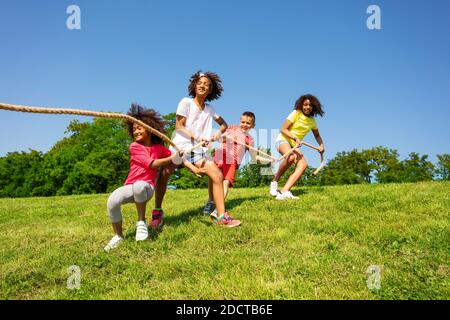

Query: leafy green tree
[60,149,129,195]
[320,149,371,185]
[364,146,403,183]
[162,112,176,142]
[0,118,131,197]
[397,152,435,183]
[0,150,44,197]
[234,148,274,188]
[435,154,450,180]
[1,111,444,198]
[169,167,209,189]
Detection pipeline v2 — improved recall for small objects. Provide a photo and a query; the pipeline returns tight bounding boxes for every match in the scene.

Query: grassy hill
[0,181,449,299]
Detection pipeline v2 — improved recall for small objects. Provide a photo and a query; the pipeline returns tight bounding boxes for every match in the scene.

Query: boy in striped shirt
[203,111,270,216]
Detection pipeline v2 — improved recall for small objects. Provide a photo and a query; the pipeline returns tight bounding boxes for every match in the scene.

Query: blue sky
[1,0,449,168]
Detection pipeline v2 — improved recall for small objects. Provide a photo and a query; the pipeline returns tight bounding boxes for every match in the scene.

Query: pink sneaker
[151,209,164,229]
[214,212,241,228]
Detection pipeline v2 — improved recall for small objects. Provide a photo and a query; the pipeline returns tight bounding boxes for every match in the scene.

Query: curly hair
[188,71,223,102]
[294,94,325,117]
[126,103,167,145]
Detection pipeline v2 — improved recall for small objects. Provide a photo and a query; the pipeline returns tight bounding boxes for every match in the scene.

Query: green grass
[0,181,449,299]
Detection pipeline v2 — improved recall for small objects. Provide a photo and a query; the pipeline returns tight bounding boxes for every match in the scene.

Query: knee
[296,158,308,169]
[133,181,152,202]
[158,164,175,181]
[107,194,120,211]
[287,154,296,163]
[211,170,224,183]
[158,170,169,183]
[107,195,122,223]
[205,164,223,182]
[133,181,148,194]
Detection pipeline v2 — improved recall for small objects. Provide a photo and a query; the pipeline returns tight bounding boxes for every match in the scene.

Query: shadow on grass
[122,193,290,240]
[225,195,267,211]
[163,194,268,228]
[280,187,311,197]
[164,206,205,228]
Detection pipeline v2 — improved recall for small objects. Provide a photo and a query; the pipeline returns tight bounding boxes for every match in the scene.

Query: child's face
[133,124,150,144]
[239,115,255,133]
[195,76,212,98]
[302,99,313,116]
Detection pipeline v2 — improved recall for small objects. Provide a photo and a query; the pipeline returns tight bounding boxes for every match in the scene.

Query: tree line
[0,116,448,198]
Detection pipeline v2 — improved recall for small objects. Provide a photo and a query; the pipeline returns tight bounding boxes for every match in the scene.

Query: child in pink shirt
[104,104,198,252]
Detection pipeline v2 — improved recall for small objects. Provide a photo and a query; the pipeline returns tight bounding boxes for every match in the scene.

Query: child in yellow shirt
[270,94,325,200]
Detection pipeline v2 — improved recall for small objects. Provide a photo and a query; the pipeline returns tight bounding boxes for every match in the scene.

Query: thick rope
[221,133,278,162]
[0,102,324,172]
[0,102,180,151]
[276,142,324,175]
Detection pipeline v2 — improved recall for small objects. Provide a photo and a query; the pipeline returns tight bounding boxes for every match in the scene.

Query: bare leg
[135,202,147,221]
[207,177,214,203]
[280,154,308,192]
[112,221,123,238]
[155,163,177,209]
[273,143,295,182]
[196,160,225,214]
[273,158,293,182]
[223,180,231,200]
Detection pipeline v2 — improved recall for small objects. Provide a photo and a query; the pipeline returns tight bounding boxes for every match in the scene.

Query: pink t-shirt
[213,125,255,167]
[124,142,172,187]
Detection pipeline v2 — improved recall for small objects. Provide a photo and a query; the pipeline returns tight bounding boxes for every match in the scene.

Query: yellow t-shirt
[276,110,318,146]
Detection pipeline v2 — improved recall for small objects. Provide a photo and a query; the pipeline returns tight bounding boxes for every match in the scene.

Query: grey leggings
[107,181,154,223]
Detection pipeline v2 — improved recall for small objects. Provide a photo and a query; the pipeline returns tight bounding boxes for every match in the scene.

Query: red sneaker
[151,209,164,229]
[214,212,241,228]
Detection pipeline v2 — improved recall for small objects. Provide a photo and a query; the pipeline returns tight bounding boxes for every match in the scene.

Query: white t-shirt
[171,97,220,154]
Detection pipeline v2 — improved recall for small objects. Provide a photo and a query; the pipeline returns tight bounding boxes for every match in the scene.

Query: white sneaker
[135,220,148,241]
[276,190,299,200]
[104,235,123,252]
[270,181,279,196]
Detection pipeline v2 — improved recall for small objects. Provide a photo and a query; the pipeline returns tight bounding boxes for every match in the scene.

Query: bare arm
[312,128,325,153]
[151,152,181,169]
[211,116,228,141]
[150,150,206,178]
[280,119,301,146]
[175,115,198,140]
